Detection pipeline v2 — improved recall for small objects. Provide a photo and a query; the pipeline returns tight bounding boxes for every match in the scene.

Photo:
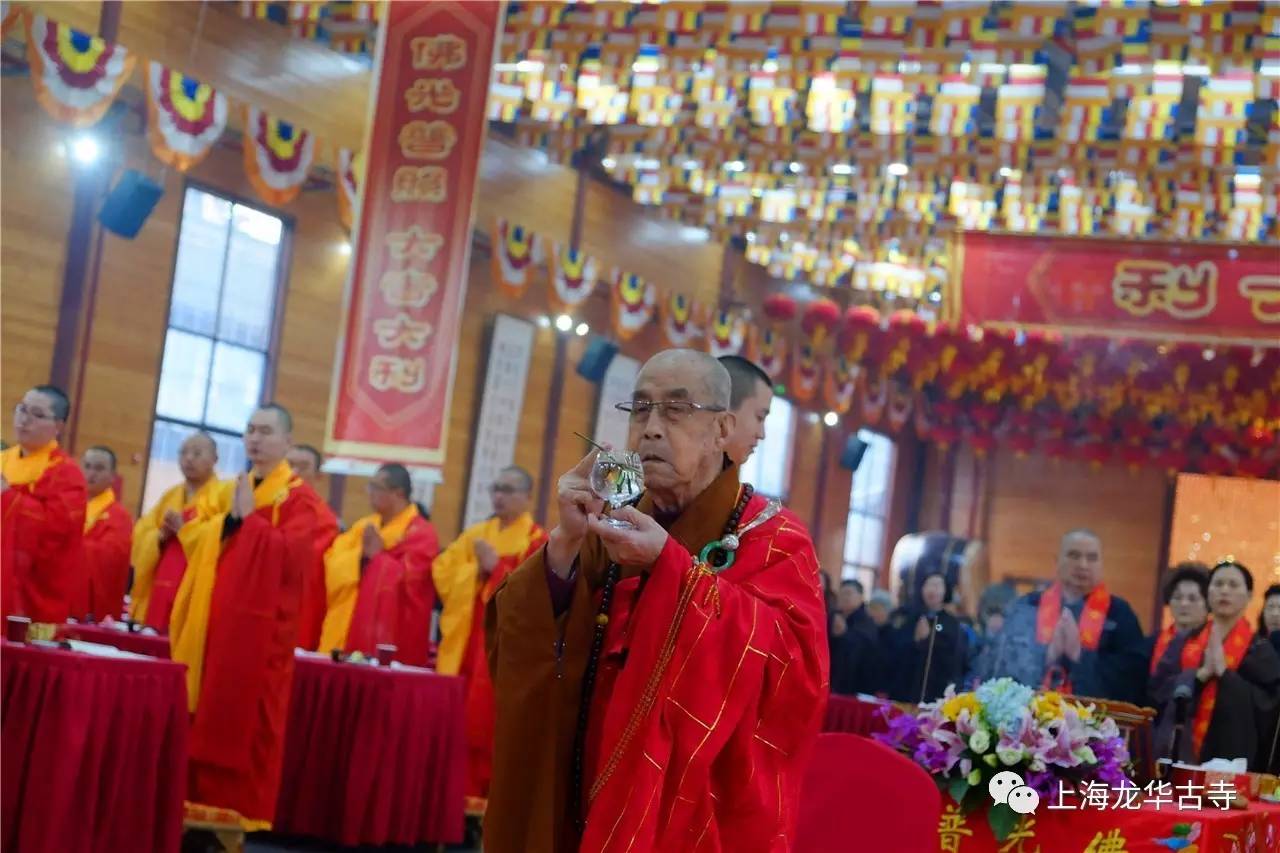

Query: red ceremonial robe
[485,467,829,853]
[296,494,340,651]
[180,462,319,828]
[341,512,439,665]
[77,490,134,620]
[1,442,87,623]
[464,528,548,806]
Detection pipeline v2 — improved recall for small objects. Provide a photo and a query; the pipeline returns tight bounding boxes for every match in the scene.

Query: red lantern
[1118,444,1149,472]
[1043,436,1072,462]
[1242,420,1275,451]
[1155,447,1189,477]
[1079,443,1111,469]
[1008,432,1036,458]
[970,431,997,457]
[762,293,797,322]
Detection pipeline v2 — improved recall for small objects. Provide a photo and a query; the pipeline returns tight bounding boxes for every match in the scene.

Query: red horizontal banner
[954,232,1280,345]
[326,1,502,466]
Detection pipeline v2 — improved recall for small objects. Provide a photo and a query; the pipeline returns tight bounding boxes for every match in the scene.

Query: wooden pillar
[50,1,123,417]
[535,166,589,520]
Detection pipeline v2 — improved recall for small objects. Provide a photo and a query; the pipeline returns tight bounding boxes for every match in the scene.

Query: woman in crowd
[1149,562,1210,678]
[1261,584,1280,657]
[1151,561,1280,772]
[966,582,1016,687]
[882,571,968,704]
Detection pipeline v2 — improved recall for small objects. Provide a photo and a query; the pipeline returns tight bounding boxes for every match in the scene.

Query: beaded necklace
[570,484,755,831]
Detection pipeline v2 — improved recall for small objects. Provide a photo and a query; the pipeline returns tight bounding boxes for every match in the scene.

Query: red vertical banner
[326,1,502,466]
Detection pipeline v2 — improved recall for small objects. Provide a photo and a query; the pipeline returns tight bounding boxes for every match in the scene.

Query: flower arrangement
[876,678,1131,840]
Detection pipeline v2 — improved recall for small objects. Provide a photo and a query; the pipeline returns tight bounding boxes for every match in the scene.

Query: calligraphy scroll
[953,232,1280,344]
[326,1,502,466]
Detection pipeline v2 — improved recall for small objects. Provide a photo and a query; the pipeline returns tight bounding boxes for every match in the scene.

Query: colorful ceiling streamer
[242,106,316,207]
[146,62,228,172]
[26,13,135,128]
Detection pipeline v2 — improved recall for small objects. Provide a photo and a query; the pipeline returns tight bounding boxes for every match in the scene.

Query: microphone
[1170,682,1193,762]
[918,612,941,705]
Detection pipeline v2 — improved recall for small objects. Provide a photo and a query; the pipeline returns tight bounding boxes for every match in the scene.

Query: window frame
[841,428,897,588]
[137,181,294,513]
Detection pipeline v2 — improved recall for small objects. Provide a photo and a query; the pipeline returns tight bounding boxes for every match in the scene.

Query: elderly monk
[433,465,544,676]
[76,445,133,620]
[1,385,87,622]
[485,350,829,853]
[169,404,324,829]
[987,528,1147,703]
[129,431,223,631]
[319,463,438,664]
[287,442,341,650]
[718,355,773,465]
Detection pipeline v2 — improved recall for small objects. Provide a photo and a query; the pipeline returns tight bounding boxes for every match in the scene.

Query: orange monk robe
[1,441,87,623]
[295,490,339,651]
[317,504,438,665]
[128,477,226,632]
[77,489,134,620]
[485,468,830,853]
[463,526,547,806]
[432,512,546,676]
[170,460,319,829]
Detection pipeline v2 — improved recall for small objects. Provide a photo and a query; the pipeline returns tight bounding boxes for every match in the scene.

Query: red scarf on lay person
[1181,618,1255,757]
[1035,583,1111,693]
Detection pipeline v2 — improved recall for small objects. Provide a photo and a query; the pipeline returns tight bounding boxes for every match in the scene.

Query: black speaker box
[98,169,164,238]
[575,335,619,383]
[839,435,870,472]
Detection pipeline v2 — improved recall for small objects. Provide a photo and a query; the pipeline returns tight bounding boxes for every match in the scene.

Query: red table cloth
[824,693,892,737]
[59,622,171,658]
[274,654,467,846]
[1,641,188,853]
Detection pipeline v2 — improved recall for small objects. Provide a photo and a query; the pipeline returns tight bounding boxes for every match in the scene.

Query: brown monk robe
[485,350,828,853]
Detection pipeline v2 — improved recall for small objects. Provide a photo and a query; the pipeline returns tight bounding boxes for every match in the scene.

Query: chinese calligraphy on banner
[326,1,502,466]
[953,232,1280,345]
[462,315,534,528]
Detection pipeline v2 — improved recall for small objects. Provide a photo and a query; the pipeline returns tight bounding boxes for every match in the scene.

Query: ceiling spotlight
[789,161,804,174]
[575,322,589,336]
[831,164,855,176]
[69,134,101,165]
[823,411,839,427]
[536,315,552,329]
[998,166,1014,178]
[337,242,352,256]
[601,157,617,169]
[887,162,909,177]
[725,160,746,172]
[682,159,699,169]
[1202,348,1215,361]
[745,231,757,243]
[751,187,764,197]
[929,290,943,303]
[555,314,574,332]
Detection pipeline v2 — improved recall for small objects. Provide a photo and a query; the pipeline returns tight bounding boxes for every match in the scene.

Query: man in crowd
[319,463,437,664]
[77,445,133,621]
[829,578,880,696]
[987,529,1146,702]
[718,354,773,466]
[130,431,224,631]
[867,589,894,628]
[169,404,323,829]
[485,350,828,853]
[432,465,543,677]
[1,385,86,622]
[285,442,340,651]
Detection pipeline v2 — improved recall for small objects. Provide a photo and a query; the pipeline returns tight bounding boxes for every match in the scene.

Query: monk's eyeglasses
[616,400,726,423]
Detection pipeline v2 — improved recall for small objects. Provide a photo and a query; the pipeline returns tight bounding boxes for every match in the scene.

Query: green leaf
[959,784,986,815]
[987,803,1019,842]
[948,777,971,805]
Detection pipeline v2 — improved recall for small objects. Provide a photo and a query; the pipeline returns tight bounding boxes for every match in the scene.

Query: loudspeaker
[575,335,619,383]
[839,435,870,472]
[98,169,164,238]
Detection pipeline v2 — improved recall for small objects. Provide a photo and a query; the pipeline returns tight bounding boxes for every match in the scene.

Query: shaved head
[636,349,731,410]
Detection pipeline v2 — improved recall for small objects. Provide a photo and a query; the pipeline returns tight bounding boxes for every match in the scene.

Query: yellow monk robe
[1,441,87,622]
[433,512,545,676]
[128,477,226,631]
[318,504,439,665]
[170,460,319,828]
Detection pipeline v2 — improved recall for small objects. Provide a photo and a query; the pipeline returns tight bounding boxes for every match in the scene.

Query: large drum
[888,531,988,618]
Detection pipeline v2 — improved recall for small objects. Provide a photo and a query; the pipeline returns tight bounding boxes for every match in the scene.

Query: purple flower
[1024,770,1055,799]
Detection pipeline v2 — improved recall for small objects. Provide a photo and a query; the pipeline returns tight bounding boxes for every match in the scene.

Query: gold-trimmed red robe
[296,493,340,651]
[170,460,319,829]
[1,441,87,623]
[76,489,133,620]
[485,468,829,853]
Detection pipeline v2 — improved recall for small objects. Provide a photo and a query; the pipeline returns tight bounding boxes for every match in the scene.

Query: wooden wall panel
[0,80,75,421]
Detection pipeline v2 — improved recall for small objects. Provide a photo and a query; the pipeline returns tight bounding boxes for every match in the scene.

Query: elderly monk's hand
[232,473,255,520]
[160,509,184,541]
[587,507,668,569]
[362,523,384,559]
[547,449,606,578]
[474,540,498,576]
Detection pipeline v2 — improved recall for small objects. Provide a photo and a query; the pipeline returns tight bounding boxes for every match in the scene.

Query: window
[841,429,897,592]
[739,397,795,499]
[141,187,287,507]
